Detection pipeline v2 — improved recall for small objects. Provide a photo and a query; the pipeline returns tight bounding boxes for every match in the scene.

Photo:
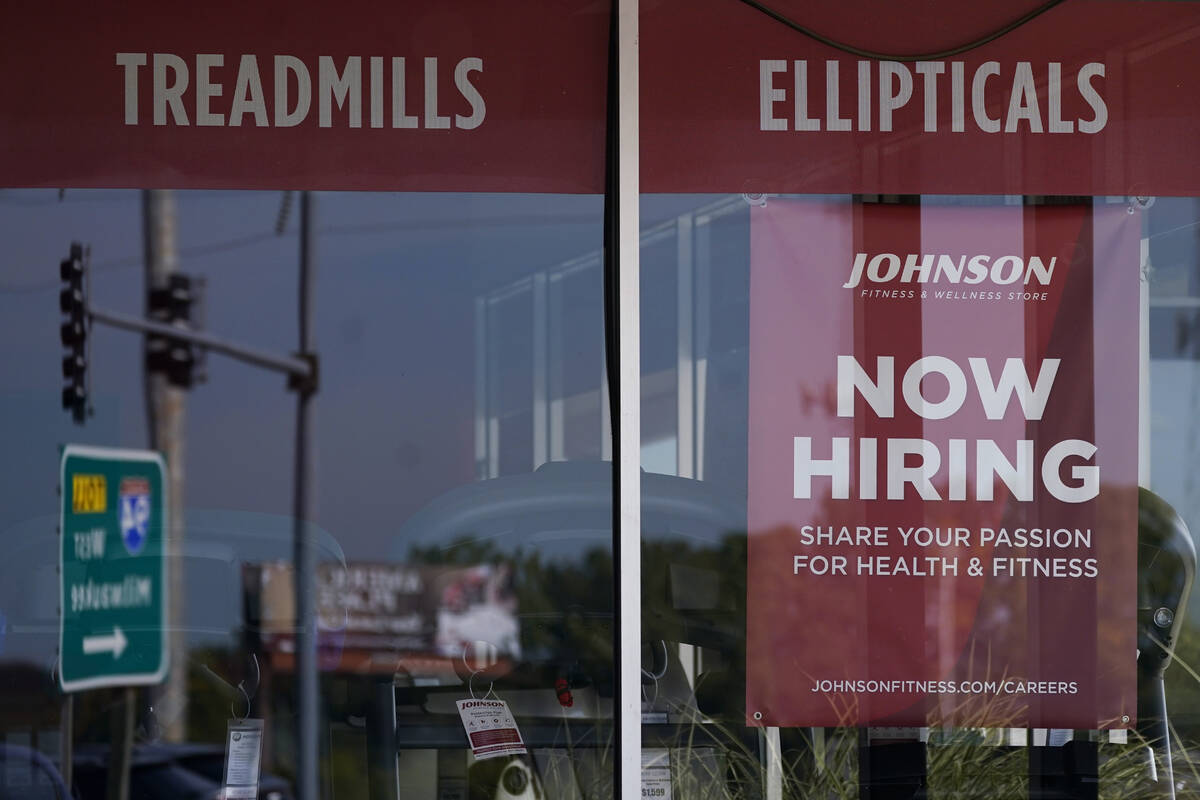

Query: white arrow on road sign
[82,626,127,659]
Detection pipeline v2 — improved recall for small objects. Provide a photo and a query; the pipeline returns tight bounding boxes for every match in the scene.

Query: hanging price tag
[221,719,264,800]
[641,748,672,800]
[456,698,527,760]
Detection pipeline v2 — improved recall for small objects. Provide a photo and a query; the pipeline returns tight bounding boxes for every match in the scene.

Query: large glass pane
[0,186,613,798]
[640,0,1200,794]
[1,0,617,792]
[634,192,1200,799]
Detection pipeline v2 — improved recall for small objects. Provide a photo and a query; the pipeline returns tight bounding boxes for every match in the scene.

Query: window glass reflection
[0,189,611,799]
[638,192,1200,798]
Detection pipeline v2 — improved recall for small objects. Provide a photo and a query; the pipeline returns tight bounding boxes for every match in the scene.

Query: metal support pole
[605,0,640,795]
[294,190,319,800]
[60,694,73,793]
[1138,669,1176,798]
[143,188,188,744]
[617,5,641,799]
[90,307,313,378]
[106,688,135,800]
[366,679,400,800]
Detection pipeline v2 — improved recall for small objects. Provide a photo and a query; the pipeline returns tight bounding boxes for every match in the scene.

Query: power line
[0,214,597,295]
[734,0,1069,62]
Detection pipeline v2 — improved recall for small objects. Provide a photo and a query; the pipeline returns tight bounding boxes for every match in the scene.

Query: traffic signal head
[58,242,88,424]
[59,318,85,346]
[59,285,83,314]
[146,273,198,388]
[62,350,85,378]
[147,273,194,323]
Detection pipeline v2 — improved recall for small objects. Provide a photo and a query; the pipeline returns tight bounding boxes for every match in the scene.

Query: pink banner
[746,199,1139,728]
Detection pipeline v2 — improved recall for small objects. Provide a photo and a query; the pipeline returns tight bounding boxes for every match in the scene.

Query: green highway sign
[59,444,168,692]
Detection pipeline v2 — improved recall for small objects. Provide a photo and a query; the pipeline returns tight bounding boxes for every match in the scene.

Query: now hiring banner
[746,199,1139,728]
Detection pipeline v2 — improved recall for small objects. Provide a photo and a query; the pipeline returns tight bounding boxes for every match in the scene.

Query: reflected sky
[0,190,611,558]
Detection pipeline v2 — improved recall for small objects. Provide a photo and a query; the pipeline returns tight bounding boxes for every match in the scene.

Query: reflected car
[0,743,69,800]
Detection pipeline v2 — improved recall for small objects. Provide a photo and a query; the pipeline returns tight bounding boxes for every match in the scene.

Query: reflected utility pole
[143,189,188,743]
[294,191,319,800]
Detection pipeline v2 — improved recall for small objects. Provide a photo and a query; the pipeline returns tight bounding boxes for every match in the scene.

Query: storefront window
[0,1,614,797]
[6,1,1200,798]
[0,188,614,799]
[636,0,1200,794]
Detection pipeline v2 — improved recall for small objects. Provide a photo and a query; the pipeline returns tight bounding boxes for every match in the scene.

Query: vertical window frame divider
[608,0,642,796]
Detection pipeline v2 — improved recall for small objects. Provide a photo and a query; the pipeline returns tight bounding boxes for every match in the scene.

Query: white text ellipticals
[760,59,1106,134]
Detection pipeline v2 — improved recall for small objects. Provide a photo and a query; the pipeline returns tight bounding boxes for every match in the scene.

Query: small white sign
[456,698,526,760]
[222,719,264,799]
[641,748,672,800]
